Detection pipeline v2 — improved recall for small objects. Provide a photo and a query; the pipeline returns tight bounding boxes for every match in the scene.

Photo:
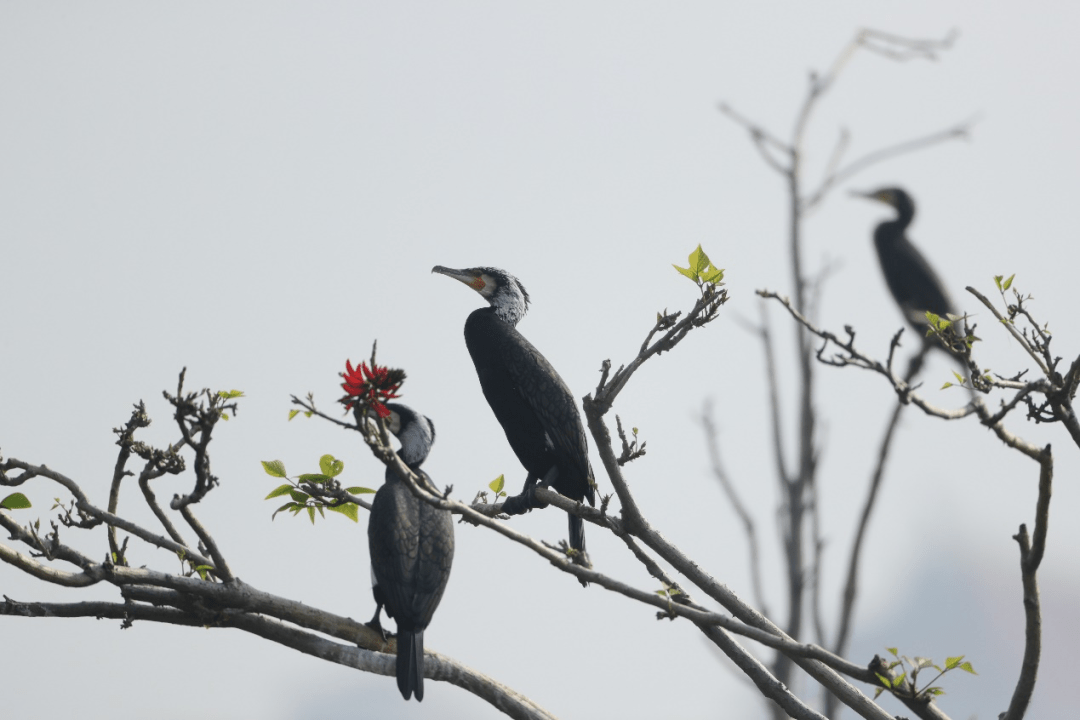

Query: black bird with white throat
[366,403,454,702]
[432,265,595,569]
[853,187,964,354]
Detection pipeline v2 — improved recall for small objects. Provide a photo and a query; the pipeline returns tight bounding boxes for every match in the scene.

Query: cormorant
[366,402,454,702]
[431,265,595,568]
[853,187,964,353]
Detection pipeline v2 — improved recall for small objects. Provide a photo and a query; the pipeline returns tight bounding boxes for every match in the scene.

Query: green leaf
[328,503,360,522]
[271,501,297,520]
[874,673,891,688]
[194,564,214,581]
[941,382,953,390]
[673,244,724,285]
[220,412,230,421]
[265,484,295,500]
[689,244,708,274]
[925,687,945,696]
[944,655,964,670]
[959,661,977,675]
[952,371,964,383]
[298,474,332,484]
[914,656,933,670]
[262,460,288,478]
[702,265,725,284]
[1003,273,1015,291]
[489,474,505,494]
[307,506,316,524]
[886,647,898,657]
[873,688,885,700]
[672,262,698,280]
[217,389,245,399]
[288,409,300,421]
[1,492,31,510]
[345,486,376,495]
[319,454,344,478]
[289,490,310,503]
[892,672,907,688]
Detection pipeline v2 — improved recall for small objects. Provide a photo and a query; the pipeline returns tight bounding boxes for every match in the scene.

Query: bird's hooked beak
[850,188,887,204]
[366,406,402,435]
[432,265,487,294]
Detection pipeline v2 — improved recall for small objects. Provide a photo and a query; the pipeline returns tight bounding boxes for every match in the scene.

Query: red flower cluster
[340,359,403,418]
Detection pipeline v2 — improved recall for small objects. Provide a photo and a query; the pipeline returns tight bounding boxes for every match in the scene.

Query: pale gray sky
[2,3,1078,719]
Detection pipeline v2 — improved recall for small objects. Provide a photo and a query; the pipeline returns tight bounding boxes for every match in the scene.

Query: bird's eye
[470,278,486,291]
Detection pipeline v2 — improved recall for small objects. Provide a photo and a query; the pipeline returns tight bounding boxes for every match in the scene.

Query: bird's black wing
[495,323,595,505]
[879,238,955,329]
[368,476,420,627]
[369,469,454,632]
[412,499,455,628]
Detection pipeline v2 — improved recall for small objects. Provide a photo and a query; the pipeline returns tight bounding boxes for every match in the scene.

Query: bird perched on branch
[366,402,454,702]
[853,186,966,357]
[432,265,595,572]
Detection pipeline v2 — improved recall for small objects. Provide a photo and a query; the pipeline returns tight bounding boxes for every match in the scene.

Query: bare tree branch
[0,458,216,568]
[1,590,558,720]
[701,402,770,617]
[696,623,829,720]
[581,397,896,720]
[717,31,964,706]
[0,535,99,587]
[1001,444,1052,720]
[833,348,927,663]
[804,123,971,212]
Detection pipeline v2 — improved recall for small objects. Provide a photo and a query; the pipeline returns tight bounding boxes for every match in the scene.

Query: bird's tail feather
[396,629,425,701]
[569,514,592,587]
[569,514,586,556]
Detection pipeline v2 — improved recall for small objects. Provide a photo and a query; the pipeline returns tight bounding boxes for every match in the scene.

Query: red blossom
[340,358,404,417]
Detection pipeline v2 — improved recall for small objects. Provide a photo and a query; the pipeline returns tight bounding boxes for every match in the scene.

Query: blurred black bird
[366,403,454,702]
[432,265,594,571]
[853,187,965,355]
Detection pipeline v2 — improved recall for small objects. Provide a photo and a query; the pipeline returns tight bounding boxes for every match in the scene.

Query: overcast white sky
[3,3,1079,719]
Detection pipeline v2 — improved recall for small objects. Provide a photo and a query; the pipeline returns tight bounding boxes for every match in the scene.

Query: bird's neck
[882,203,914,235]
[874,217,912,247]
[489,292,527,327]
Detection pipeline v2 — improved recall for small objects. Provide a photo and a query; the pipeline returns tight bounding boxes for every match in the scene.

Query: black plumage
[366,403,454,702]
[432,265,595,567]
[854,187,963,351]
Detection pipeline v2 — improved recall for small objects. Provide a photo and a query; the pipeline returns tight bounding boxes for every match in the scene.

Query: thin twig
[175,504,233,581]
[833,399,905,658]
[966,287,1050,376]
